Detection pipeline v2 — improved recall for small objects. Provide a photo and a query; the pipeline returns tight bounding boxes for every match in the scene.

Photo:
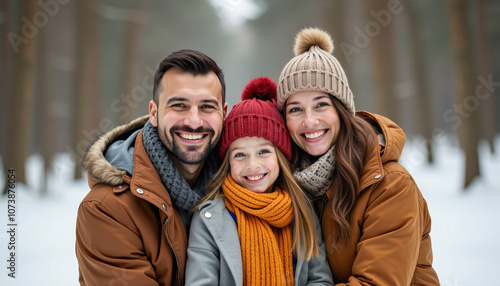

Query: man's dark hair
[153,49,226,104]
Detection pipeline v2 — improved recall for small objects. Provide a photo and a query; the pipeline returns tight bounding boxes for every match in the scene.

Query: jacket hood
[354,111,406,191]
[83,115,149,186]
[104,128,140,176]
[356,111,406,164]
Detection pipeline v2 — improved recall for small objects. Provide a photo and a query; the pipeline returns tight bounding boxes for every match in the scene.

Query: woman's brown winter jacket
[317,111,440,285]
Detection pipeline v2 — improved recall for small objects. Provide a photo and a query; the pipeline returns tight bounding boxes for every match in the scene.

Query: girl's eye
[287,107,301,113]
[234,152,245,158]
[259,149,271,155]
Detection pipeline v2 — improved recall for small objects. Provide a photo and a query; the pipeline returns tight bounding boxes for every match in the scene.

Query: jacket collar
[128,129,176,209]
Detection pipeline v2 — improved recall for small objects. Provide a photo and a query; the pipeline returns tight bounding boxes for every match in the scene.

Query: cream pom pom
[293,27,334,56]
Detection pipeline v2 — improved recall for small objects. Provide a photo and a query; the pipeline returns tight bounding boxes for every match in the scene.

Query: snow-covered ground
[402,136,500,286]
[0,135,499,286]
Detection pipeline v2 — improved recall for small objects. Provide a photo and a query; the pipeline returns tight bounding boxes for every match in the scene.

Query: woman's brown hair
[195,145,320,260]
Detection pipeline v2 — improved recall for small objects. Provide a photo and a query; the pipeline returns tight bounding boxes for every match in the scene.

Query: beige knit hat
[277,27,355,114]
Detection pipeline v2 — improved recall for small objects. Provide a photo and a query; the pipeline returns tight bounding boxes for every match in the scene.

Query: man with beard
[75,50,227,286]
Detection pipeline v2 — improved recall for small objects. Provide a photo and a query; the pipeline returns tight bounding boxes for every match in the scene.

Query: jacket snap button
[162,204,167,211]
[374,174,381,179]
[204,212,212,219]
[136,189,144,194]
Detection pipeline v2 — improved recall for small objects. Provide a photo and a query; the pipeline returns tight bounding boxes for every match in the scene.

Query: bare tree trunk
[72,0,101,180]
[407,1,434,163]
[37,19,57,195]
[323,0,353,83]
[1,0,11,164]
[447,0,481,189]
[3,0,38,194]
[364,0,398,121]
[120,16,141,124]
[476,0,495,153]
[97,3,144,124]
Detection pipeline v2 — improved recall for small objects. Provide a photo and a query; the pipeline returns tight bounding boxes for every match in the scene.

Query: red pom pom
[241,77,277,102]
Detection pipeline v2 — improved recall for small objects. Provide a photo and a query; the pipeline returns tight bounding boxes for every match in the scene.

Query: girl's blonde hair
[195,145,320,260]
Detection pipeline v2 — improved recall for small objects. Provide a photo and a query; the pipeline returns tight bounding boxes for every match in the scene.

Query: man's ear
[222,102,228,120]
[149,100,158,127]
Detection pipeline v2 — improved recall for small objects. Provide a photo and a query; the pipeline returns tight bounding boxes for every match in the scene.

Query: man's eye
[171,103,187,109]
[201,104,216,110]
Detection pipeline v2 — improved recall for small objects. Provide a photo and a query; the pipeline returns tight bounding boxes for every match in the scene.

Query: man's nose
[184,107,204,129]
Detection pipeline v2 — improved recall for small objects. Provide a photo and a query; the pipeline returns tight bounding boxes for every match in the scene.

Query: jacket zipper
[317,194,328,220]
[163,216,182,285]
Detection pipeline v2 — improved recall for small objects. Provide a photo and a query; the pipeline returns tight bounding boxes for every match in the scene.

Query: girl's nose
[246,156,260,170]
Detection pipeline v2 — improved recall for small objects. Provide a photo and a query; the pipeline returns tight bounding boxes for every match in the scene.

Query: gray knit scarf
[142,120,219,211]
[293,145,335,200]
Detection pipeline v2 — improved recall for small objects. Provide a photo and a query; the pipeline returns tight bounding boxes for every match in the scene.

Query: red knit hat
[219,77,292,160]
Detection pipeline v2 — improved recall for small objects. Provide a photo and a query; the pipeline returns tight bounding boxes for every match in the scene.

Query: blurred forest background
[1,0,499,195]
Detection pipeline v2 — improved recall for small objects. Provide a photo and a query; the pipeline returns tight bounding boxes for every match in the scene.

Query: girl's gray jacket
[185,198,334,286]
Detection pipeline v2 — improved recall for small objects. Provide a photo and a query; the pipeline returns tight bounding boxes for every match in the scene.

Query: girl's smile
[228,137,279,193]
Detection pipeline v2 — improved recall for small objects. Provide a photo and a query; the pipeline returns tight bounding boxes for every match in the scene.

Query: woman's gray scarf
[142,120,219,211]
[294,145,335,200]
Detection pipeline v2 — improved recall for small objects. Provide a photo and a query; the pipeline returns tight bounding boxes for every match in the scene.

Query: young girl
[185,77,334,286]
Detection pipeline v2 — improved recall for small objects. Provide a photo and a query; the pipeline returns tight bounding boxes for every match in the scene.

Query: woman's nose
[303,110,319,128]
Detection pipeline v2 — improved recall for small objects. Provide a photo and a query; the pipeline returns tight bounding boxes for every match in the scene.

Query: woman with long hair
[276,27,440,285]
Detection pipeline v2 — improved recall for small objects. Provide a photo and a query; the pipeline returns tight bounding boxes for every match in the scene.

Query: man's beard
[158,125,216,165]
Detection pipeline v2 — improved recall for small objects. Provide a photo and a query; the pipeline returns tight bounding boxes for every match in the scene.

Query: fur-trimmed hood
[83,115,149,186]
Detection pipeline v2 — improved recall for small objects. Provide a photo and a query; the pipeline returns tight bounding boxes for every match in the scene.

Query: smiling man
[76,50,227,286]
[151,65,224,173]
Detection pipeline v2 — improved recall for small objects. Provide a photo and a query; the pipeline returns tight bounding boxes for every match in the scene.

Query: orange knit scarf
[223,174,295,286]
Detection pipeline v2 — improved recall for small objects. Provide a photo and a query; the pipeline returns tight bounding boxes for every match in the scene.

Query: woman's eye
[287,107,301,113]
[317,102,329,108]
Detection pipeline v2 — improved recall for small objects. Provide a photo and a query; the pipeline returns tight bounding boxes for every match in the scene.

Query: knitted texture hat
[277,27,355,114]
[219,77,292,160]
